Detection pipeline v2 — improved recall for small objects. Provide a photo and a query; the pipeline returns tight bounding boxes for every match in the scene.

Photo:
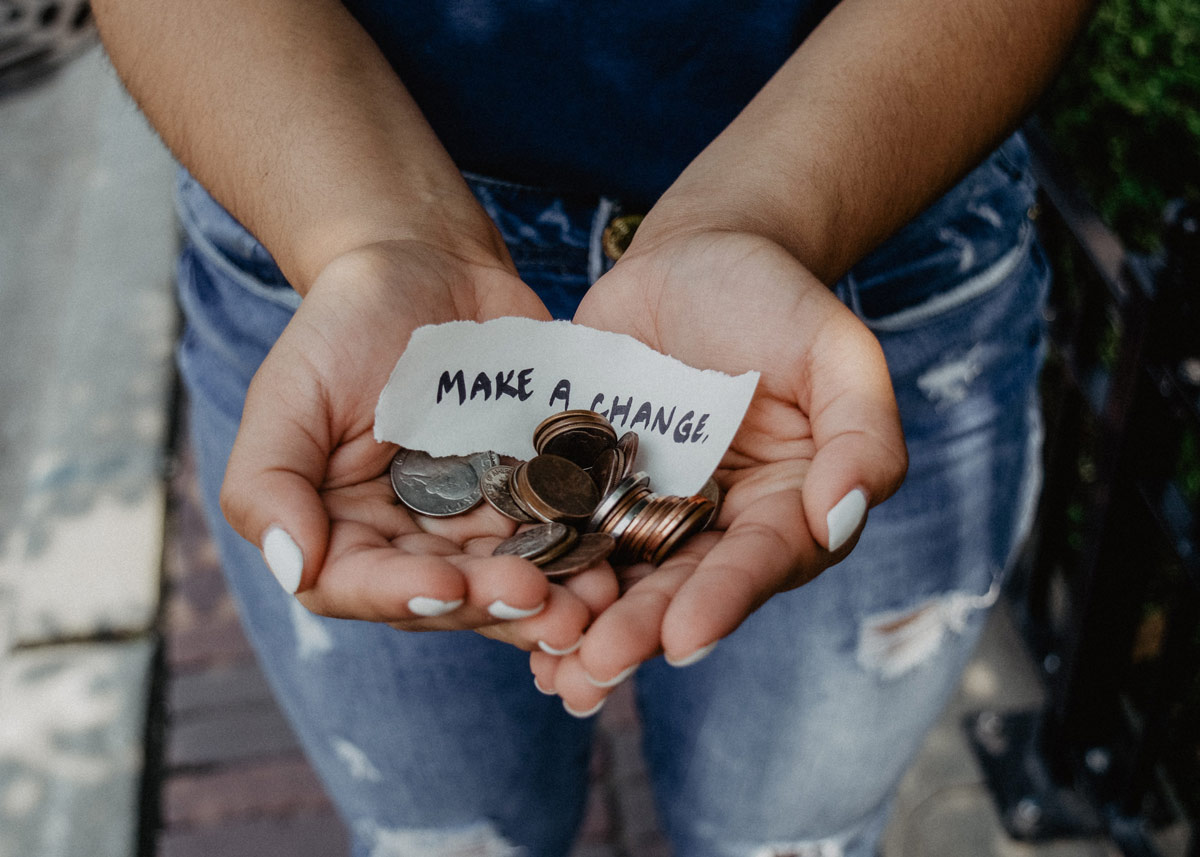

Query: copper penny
[539,532,617,578]
[520,454,600,523]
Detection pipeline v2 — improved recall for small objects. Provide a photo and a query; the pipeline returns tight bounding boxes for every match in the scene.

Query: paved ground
[0,43,1127,857]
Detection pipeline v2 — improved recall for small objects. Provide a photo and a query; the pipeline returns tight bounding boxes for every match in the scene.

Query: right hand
[219,238,620,655]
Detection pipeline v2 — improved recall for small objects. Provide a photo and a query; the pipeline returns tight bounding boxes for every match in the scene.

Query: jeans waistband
[174,131,1037,323]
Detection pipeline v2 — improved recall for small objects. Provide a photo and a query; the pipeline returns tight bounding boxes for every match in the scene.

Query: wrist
[629,172,842,285]
[283,180,512,296]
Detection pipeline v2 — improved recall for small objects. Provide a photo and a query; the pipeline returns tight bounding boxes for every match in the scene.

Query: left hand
[531,228,909,714]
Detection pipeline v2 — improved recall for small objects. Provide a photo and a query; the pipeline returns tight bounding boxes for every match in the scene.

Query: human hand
[532,229,908,713]
[219,239,619,653]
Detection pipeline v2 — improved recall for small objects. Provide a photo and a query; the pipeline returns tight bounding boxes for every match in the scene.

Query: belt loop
[838,269,865,319]
[588,196,618,285]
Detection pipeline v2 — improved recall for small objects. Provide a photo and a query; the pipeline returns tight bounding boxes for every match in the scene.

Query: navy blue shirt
[343,1,837,208]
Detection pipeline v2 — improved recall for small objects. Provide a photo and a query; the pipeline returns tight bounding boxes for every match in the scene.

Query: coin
[539,532,617,578]
[541,426,616,469]
[616,431,639,478]
[650,498,715,564]
[468,450,501,477]
[589,472,651,532]
[480,465,537,523]
[515,454,600,525]
[492,522,578,565]
[391,448,483,517]
[589,447,624,497]
[698,476,722,529]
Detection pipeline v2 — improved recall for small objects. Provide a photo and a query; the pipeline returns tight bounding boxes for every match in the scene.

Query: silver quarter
[390,448,483,517]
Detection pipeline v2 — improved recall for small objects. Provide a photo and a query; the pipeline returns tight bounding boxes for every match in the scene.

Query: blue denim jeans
[175,132,1049,857]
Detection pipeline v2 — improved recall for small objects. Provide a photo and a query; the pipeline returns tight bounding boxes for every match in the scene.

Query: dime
[492,522,578,565]
[391,448,483,517]
[539,532,617,578]
[480,465,537,523]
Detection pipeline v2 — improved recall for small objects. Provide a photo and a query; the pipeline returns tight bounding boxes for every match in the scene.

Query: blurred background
[0,1,1196,855]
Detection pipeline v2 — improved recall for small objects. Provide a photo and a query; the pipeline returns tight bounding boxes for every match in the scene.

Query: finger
[572,541,710,683]
[474,584,591,654]
[298,524,551,626]
[802,326,908,551]
[659,494,821,660]
[529,650,561,696]
[220,366,333,595]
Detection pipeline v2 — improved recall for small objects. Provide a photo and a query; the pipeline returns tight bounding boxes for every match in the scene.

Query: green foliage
[1039,0,1200,250]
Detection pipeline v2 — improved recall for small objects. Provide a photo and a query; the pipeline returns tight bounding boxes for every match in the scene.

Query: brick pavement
[154,421,670,857]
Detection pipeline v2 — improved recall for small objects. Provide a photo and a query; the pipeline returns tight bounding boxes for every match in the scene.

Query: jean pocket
[174,169,301,312]
[856,220,1039,334]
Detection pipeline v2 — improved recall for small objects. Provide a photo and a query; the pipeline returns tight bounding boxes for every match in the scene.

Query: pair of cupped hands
[220,223,908,717]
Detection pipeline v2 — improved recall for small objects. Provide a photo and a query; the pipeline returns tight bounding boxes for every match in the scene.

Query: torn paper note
[374,318,760,496]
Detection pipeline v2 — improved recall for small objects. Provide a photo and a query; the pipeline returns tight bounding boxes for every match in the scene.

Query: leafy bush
[1039,0,1200,251]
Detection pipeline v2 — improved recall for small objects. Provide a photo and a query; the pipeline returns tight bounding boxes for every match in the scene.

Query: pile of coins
[390,410,719,578]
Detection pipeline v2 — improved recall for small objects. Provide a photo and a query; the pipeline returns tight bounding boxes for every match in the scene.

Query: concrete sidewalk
[0,46,1121,857]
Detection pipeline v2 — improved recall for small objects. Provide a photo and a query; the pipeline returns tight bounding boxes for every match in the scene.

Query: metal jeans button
[602,214,644,261]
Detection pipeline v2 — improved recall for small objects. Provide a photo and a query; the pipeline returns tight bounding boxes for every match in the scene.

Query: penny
[492,522,578,565]
[698,476,722,529]
[616,431,639,478]
[391,448,483,517]
[480,465,536,523]
[541,426,616,469]
[589,472,651,532]
[539,533,617,578]
[589,447,624,497]
[518,454,600,524]
[650,498,715,564]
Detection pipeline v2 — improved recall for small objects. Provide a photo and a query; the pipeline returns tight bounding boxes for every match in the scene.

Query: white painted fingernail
[665,641,718,668]
[487,599,546,621]
[584,664,637,688]
[262,525,303,594]
[533,677,556,696]
[538,637,583,656]
[826,488,868,552]
[407,596,464,617]
[563,698,606,719]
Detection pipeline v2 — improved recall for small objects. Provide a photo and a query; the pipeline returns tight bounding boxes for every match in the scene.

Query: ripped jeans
[174,132,1049,857]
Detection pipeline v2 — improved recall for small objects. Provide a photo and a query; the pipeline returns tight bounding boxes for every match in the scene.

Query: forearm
[638,0,1094,284]
[92,0,503,293]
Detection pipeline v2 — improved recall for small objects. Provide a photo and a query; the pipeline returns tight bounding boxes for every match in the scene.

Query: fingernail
[584,664,637,689]
[262,525,303,593]
[408,596,464,617]
[665,641,718,668]
[827,488,868,552]
[533,676,556,696]
[487,599,546,621]
[538,637,583,656]
[563,698,606,719]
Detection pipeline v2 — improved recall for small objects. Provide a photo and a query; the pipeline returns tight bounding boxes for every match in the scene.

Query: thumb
[219,370,332,595]
[802,333,908,554]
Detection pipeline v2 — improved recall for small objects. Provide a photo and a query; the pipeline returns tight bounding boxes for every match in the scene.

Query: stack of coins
[588,473,717,565]
[389,411,719,579]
